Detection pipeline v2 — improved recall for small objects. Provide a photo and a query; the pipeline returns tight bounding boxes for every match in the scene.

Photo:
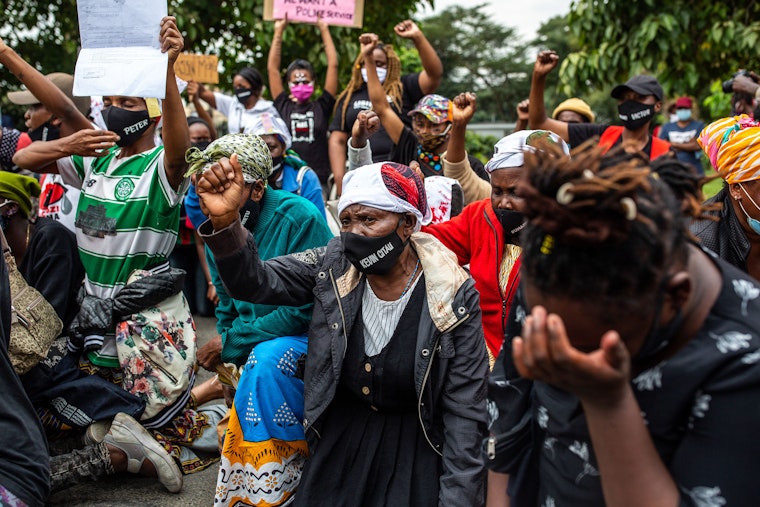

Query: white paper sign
[73,0,168,98]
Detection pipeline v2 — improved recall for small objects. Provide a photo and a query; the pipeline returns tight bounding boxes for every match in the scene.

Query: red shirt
[424,198,521,358]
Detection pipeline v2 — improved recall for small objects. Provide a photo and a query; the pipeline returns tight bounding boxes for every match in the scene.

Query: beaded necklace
[417,145,442,173]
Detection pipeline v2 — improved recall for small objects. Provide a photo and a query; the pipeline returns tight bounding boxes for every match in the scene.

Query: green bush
[465,130,500,164]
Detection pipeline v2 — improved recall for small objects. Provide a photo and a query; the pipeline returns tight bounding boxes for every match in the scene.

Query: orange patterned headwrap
[698,115,760,183]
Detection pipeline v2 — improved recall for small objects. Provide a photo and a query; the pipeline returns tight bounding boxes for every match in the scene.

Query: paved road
[47,315,220,507]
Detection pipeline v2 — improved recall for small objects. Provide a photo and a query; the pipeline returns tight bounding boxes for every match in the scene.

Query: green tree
[561,0,760,105]
[421,4,532,122]
[0,0,428,109]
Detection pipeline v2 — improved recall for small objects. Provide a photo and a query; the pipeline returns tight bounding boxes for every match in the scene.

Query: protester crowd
[0,8,759,507]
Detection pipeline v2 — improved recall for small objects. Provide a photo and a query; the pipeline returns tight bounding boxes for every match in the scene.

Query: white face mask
[361,67,387,84]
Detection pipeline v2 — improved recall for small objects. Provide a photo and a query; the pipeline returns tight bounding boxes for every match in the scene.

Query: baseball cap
[407,94,452,124]
[552,98,595,123]
[610,75,664,102]
[675,96,693,109]
[484,130,570,173]
[7,73,91,116]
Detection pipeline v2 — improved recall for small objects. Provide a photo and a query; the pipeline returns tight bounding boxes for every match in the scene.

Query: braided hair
[517,140,712,316]
[334,42,403,130]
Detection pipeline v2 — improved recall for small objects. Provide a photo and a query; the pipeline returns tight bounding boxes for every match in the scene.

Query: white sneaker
[104,412,183,493]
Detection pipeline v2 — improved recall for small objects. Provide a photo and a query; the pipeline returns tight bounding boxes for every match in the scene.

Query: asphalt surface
[47,315,221,507]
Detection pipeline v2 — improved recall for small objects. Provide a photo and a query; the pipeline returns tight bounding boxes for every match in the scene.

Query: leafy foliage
[420,4,532,122]
[562,0,760,106]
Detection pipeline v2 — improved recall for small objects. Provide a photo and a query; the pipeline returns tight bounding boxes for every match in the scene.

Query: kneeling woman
[197,159,488,506]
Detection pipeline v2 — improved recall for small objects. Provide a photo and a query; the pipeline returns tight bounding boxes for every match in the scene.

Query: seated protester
[329,19,443,195]
[0,249,49,507]
[196,159,487,507]
[268,14,338,186]
[529,50,670,160]
[12,16,225,490]
[245,112,326,219]
[488,142,760,506]
[347,109,464,224]
[425,93,570,366]
[691,115,760,280]
[186,134,332,507]
[359,33,488,182]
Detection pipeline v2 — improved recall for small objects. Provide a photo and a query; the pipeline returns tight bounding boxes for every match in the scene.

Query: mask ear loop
[739,183,760,212]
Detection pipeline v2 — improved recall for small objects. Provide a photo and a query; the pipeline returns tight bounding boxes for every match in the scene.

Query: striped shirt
[57,146,188,299]
[362,274,423,357]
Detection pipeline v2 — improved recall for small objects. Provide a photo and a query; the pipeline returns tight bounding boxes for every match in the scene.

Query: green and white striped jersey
[58,145,189,299]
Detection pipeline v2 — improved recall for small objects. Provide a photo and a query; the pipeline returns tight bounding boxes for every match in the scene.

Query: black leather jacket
[201,219,488,507]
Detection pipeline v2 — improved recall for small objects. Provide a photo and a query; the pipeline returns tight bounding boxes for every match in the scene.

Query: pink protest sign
[264,0,364,28]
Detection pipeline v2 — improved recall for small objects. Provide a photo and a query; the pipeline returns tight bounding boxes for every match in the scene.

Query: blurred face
[339,204,409,238]
[188,123,212,144]
[522,280,654,354]
[232,75,259,96]
[24,103,53,131]
[412,114,448,138]
[490,168,525,212]
[616,90,658,106]
[260,134,285,158]
[556,110,585,124]
[103,96,147,111]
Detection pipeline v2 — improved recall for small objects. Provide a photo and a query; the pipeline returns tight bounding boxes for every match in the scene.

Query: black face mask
[633,277,684,364]
[235,87,253,104]
[341,225,409,275]
[239,198,261,232]
[28,120,60,142]
[191,140,211,151]
[617,100,656,131]
[494,208,526,245]
[102,106,152,147]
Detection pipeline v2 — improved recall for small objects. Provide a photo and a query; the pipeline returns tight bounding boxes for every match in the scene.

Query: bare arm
[444,92,490,204]
[328,130,349,196]
[267,17,288,100]
[670,139,700,152]
[195,83,217,109]
[188,81,218,139]
[0,38,91,136]
[528,50,569,142]
[360,33,404,144]
[159,16,191,189]
[319,17,339,96]
[395,20,442,94]
[13,129,119,172]
[514,99,530,133]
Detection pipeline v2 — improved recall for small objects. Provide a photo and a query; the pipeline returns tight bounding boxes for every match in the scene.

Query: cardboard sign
[264,0,364,28]
[174,54,219,84]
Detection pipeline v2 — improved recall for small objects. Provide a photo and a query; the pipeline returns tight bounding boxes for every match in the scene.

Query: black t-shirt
[392,127,489,181]
[568,123,653,156]
[330,73,425,163]
[274,91,336,183]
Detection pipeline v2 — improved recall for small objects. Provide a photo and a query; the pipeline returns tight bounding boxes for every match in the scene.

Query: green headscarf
[185,133,273,185]
[0,172,41,218]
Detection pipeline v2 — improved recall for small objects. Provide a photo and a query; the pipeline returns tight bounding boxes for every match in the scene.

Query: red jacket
[424,198,521,359]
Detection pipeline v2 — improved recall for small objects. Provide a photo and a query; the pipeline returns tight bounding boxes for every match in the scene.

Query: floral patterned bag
[115,269,197,424]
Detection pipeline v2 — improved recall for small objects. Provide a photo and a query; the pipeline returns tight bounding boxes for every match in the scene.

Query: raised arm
[188,81,218,139]
[528,50,569,142]
[394,20,442,94]
[193,83,217,109]
[318,17,339,96]
[361,33,404,144]
[348,110,379,171]
[159,16,191,189]
[444,92,490,203]
[0,38,91,135]
[267,16,288,100]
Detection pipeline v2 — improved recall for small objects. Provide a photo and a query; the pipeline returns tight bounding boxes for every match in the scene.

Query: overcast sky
[416,0,573,42]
